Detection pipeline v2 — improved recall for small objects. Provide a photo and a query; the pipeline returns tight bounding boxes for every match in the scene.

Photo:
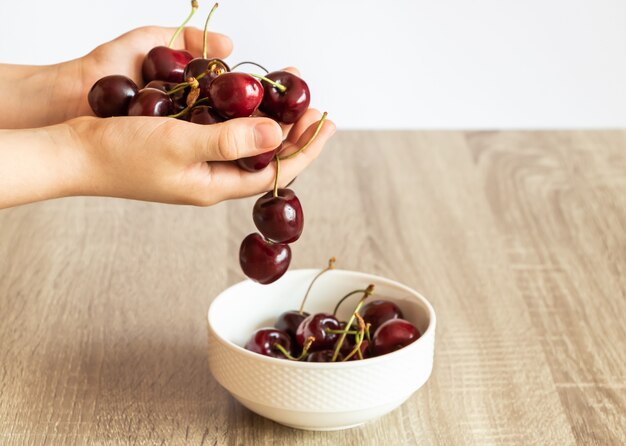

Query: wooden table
[1,131,625,445]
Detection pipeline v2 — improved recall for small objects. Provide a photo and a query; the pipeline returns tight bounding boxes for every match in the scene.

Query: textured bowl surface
[207,269,436,431]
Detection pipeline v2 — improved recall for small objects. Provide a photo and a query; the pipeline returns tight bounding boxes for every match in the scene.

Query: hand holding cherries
[86,1,328,284]
[244,259,422,362]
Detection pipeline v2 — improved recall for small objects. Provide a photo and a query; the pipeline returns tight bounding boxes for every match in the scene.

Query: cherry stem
[325,329,359,335]
[202,3,219,60]
[167,71,208,96]
[332,287,370,317]
[359,322,372,359]
[278,112,328,161]
[230,61,269,74]
[273,336,315,361]
[331,285,374,362]
[166,97,209,119]
[343,313,366,361]
[168,0,199,48]
[272,155,280,198]
[298,257,336,314]
[249,74,287,93]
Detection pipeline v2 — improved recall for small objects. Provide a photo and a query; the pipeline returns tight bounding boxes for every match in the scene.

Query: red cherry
[306,349,344,362]
[275,310,309,340]
[236,144,280,172]
[88,75,138,117]
[183,58,229,100]
[142,46,193,83]
[189,105,223,125]
[244,328,292,359]
[259,71,310,124]
[239,233,291,284]
[209,72,263,119]
[252,188,303,244]
[359,300,404,333]
[344,339,371,361]
[372,319,420,356]
[145,80,187,113]
[127,88,174,117]
[296,313,340,351]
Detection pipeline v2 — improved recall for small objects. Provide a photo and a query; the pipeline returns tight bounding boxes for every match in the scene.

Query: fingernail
[254,122,281,149]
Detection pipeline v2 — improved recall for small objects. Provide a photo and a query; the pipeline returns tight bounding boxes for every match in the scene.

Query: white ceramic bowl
[207,269,436,431]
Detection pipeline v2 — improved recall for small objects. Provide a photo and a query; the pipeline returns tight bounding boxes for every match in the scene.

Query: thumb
[168,117,283,162]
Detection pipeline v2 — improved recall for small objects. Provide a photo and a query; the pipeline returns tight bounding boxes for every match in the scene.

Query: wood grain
[0,131,624,445]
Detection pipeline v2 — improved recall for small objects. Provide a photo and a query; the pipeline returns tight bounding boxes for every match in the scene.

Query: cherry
[372,319,420,356]
[252,188,303,244]
[145,80,187,112]
[239,233,291,284]
[88,75,138,118]
[307,349,344,362]
[236,144,280,172]
[184,58,229,100]
[140,0,197,83]
[259,71,310,124]
[345,339,371,361]
[296,313,340,351]
[142,46,194,84]
[244,328,292,359]
[359,300,404,333]
[127,88,174,117]
[275,310,309,340]
[209,72,264,119]
[189,105,223,125]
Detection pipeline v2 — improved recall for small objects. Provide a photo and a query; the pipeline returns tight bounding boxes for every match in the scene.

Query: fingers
[203,117,336,203]
[160,117,282,162]
[281,66,301,77]
[284,108,324,147]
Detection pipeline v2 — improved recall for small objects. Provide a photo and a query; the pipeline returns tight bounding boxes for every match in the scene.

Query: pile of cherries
[244,259,422,362]
[87,1,324,285]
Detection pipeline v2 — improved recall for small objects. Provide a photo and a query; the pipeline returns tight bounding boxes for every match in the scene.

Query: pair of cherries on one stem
[239,114,327,285]
[245,259,422,362]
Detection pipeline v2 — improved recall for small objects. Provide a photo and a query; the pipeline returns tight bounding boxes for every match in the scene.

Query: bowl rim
[208,268,436,369]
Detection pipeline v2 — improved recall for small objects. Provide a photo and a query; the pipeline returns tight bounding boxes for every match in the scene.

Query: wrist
[0,123,87,208]
[44,121,92,198]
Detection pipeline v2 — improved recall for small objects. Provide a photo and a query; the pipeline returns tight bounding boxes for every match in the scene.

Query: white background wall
[1,0,625,129]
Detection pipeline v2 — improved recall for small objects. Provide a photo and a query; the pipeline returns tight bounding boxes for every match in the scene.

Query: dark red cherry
[88,75,138,118]
[259,71,310,124]
[275,310,309,340]
[239,233,291,284]
[244,328,292,359]
[209,72,263,119]
[252,188,303,244]
[236,144,280,172]
[189,105,223,125]
[127,88,174,117]
[359,300,404,333]
[306,349,344,362]
[142,46,193,83]
[296,313,340,351]
[145,80,187,112]
[372,319,420,356]
[183,58,229,99]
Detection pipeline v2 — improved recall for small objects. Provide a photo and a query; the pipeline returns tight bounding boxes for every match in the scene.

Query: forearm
[0,62,85,129]
[0,125,83,208]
